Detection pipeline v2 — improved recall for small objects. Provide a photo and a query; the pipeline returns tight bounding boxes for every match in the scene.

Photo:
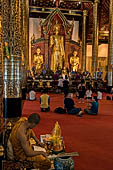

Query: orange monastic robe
[9,117,51,170]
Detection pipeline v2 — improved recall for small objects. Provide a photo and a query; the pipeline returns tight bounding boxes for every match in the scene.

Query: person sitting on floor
[97,90,102,100]
[84,96,99,115]
[40,88,50,112]
[9,113,51,170]
[86,87,92,103]
[29,89,36,101]
[64,93,83,117]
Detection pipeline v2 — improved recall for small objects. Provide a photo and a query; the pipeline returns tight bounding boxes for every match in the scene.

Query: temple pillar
[0,1,3,128]
[3,0,23,118]
[21,0,29,98]
[81,10,88,72]
[65,38,70,69]
[22,0,29,70]
[92,0,100,78]
[107,0,113,90]
[44,34,49,67]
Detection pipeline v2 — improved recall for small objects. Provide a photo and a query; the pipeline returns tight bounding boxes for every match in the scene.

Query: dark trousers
[84,109,97,115]
[68,108,81,114]
[64,88,69,97]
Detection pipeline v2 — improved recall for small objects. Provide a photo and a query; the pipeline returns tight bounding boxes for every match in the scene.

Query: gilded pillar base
[3,98,22,118]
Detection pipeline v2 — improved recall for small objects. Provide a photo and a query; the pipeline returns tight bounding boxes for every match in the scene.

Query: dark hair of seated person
[65,92,69,98]
[28,113,40,125]
[31,88,35,91]
[93,96,98,102]
[42,88,48,94]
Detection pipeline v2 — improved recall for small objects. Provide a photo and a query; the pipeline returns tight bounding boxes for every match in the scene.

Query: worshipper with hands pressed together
[40,88,50,112]
[84,96,99,115]
[9,113,51,170]
[64,93,83,117]
[29,88,36,101]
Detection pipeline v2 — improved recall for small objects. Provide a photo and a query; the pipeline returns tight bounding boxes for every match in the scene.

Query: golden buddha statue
[50,20,65,72]
[70,51,79,72]
[46,81,51,88]
[51,121,63,152]
[38,79,43,88]
[33,47,43,72]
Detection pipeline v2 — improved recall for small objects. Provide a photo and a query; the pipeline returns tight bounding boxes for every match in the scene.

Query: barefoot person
[9,113,51,169]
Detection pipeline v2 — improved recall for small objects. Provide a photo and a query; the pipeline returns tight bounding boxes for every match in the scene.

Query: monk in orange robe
[9,113,51,170]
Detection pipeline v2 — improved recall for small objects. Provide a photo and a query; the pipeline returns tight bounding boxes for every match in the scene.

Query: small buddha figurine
[46,81,51,88]
[38,79,43,88]
[52,121,61,138]
[51,121,63,151]
[33,47,43,72]
[70,51,79,72]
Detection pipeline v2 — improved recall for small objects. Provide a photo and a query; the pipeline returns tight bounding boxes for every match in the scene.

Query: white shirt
[29,90,36,100]
[86,90,92,98]
[97,91,102,100]
[58,78,63,87]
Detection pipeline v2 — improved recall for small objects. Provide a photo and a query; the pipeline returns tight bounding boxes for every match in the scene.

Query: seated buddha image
[50,20,65,73]
[33,47,43,72]
[70,51,79,72]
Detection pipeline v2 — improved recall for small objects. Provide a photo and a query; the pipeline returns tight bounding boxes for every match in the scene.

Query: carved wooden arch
[31,8,81,70]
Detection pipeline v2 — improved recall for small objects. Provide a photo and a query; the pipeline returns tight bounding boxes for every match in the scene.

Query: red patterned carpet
[22,93,113,170]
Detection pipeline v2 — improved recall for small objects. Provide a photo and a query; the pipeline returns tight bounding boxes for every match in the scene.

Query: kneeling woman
[40,88,50,112]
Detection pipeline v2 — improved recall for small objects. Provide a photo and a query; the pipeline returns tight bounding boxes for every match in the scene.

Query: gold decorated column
[21,0,29,69]
[2,0,10,119]
[0,0,3,128]
[44,34,49,67]
[65,39,70,69]
[92,0,100,77]
[81,10,88,72]
[3,0,23,118]
[21,0,29,89]
[107,0,113,88]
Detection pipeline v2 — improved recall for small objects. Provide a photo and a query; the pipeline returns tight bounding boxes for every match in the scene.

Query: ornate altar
[31,8,81,73]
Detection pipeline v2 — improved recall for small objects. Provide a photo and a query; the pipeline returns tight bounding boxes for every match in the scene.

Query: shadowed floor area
[22,93,113,170]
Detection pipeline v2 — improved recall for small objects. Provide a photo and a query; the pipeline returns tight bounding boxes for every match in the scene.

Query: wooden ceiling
[30,0,110,42]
